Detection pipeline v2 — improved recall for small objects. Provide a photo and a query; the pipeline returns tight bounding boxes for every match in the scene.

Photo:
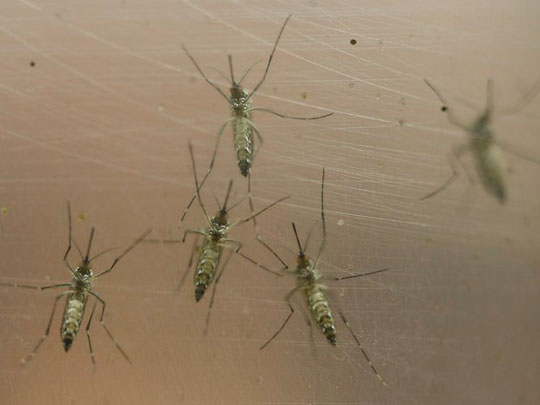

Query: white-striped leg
[337,309,389,386]
[89,291,131,364]
[203,249,234,336]
[85,301,98,369]
[22,290,71,364]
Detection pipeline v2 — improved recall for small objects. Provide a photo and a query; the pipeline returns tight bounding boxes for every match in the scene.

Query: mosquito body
[422,78,540,203]
[191,186,232,302]
[182,15,332,178]
[295,242,336,344]
[260,168,390,385]
[0,203,150,365]
[181,142,289,307]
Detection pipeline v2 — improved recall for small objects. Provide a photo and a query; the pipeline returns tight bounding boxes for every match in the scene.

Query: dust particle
[301,92,307,100]
[77,212,86,222]
[337,219,344,226]
[441,106,448,112]
[1,207,7,216]
[350,39,357,45]
[30,61,35,67]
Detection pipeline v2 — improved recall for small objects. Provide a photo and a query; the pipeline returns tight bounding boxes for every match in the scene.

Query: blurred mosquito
[0,202,151,366]
[182,14,332,181]
[421,78,540,203]
[259,168,390,386]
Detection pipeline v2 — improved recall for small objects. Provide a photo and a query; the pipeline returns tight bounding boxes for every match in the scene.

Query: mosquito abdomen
[233,116,253,177]
[305,284,336,345]
[475,142,507,203]
[195,240,221,302]
[61,290,88,351]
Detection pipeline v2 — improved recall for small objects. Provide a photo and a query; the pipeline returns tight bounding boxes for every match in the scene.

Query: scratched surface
[0,1,539,404]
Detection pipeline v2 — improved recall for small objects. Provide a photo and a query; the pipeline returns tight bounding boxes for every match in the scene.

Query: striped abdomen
[61,290,88,351]
[195,239,222,302]
[474,142,506,203]
[233,115,253,177]
[305,283,336,345]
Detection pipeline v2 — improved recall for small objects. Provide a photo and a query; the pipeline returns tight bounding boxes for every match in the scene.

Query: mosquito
[0,202,151,366]
[182,14,332,180]
[181,141,289,301]
[259,168,390,386]
[421,78,540,203]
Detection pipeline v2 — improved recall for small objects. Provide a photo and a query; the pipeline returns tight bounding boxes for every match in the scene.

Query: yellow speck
[77,212,86,222]
[1,207,7,216]
[301,92,307,100]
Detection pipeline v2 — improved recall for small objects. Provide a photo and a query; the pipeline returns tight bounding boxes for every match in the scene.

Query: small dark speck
[441,106,448,112]
[348,82,355,88]
[30,61,35,67]
[350,39,357,45]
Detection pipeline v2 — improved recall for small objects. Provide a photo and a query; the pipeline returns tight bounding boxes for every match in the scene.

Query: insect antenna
[302,221,318,253]
[84,227,96,263]
[63,201,73,261]
[211,189,222,212]
[238,60,263,86]
[72,239,85,261]
[228,54,236,85]
[313,167,326,267]
[244,14,291,104]
[208,67,233,85]
[89,247,118,262]
[221,179,234,213]
[291,222,304,256]
[226,196,248,212]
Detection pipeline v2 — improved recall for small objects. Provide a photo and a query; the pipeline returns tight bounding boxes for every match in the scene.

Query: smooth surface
[1,1,539,404]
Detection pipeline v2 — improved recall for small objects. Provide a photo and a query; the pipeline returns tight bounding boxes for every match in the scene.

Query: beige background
[1,0,539,404]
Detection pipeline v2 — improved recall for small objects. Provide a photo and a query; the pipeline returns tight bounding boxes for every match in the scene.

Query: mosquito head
[213,180,233,226]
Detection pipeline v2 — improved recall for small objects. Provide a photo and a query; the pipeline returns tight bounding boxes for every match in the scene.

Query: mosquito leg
[424,79,468,130]
[244,15,291,103]
[221,237,282,277]
[182,229,207,243]
[330,267,391,281]
[181,44,230,103]
[420,143,469,201]
[259,286,301,350]
[0,282,71,291]
[249,107,333,120]
[63,201,73,261]
[22,291,71,364]
[249,123,263,163]
[247,174,288,269]
[85,301,98,369]
[179,120,232,227]
[337,309,389,386]
[176,235,200,292]
[89,291,131,364]
[92,229,151,279]
[203,249,234,336]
